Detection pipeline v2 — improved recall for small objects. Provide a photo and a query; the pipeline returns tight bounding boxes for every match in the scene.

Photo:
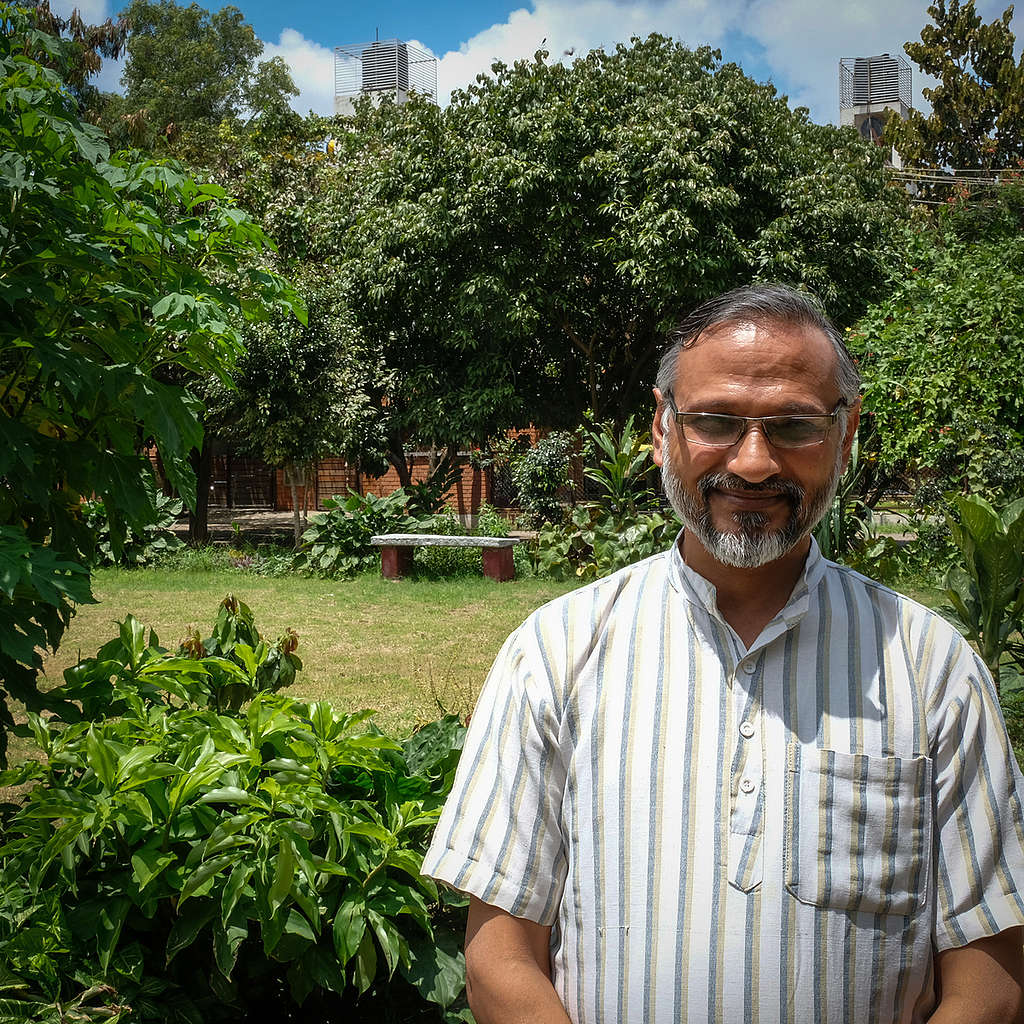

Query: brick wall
[361,456,493,515]
[273,456,493,514]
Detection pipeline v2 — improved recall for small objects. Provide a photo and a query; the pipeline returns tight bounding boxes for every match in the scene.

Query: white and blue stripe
[423,535,1024,1023]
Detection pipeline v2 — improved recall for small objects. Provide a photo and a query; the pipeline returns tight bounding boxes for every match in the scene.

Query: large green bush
[0,601,471,1023]
[0,5,302,763]
[82,494,185,568]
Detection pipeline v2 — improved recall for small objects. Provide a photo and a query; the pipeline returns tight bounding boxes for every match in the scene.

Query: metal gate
[209,444,276,509]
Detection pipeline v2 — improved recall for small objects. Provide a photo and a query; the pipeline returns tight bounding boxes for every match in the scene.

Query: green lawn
[40,567,579,736]
[35,564,949,739]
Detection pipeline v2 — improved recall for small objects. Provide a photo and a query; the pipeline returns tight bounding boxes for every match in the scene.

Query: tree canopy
[103,0,297,151]
[0,4,303,761]
[887,0,1024,172]
[306,36,908,484]
[848,184,1024,505]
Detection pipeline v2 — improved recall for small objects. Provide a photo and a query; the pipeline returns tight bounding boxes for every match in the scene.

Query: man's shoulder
[820,557,969,649]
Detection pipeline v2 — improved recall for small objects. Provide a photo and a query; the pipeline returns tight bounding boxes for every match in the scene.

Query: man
[422,284,1024,1023]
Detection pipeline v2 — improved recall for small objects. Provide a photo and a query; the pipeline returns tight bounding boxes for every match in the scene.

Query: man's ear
[651,387,667,468]
[840,398,862,472]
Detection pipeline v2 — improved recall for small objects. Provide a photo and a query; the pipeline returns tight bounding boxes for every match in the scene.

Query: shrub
[295,491,415,576]
[510,431,576,526]
[0,603,471,1023]
[536,504,675,580]
[534,419,675,580]
[83,493,185,567]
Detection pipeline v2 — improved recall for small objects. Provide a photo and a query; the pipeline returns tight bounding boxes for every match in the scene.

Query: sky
[58,0,1023,127]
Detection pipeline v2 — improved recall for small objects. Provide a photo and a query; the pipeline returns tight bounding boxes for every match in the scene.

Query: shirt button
[739,721,755,738]
[741,661,756,675]
[740,778,756,794]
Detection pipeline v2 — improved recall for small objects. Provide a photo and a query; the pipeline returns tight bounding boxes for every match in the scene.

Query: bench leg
[381,546,412,579]
[482,546,515,582]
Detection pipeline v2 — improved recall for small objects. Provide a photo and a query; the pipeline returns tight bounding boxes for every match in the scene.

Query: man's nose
[726,424,782,483]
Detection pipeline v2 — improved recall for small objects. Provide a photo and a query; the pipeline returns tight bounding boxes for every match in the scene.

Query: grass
[38,565,578,737]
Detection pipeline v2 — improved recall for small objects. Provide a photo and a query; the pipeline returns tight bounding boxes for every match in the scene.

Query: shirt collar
[666,527,826,629]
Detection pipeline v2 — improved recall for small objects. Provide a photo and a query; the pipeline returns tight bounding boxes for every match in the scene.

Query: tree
[209,278,390,546]
[105,0,297,152]
[0,5,303,762]
[308,37,908,488]
[847,186,1024,507]
[26,0,129,110]
[886,0,1024,172]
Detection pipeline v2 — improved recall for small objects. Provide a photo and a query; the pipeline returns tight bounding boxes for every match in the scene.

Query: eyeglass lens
[680,413,831,448]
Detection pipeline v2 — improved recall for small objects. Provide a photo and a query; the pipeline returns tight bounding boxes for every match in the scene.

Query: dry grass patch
[37,567,578,737]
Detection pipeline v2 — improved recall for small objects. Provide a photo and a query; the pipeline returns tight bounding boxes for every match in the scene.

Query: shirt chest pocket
[784,744,932,917]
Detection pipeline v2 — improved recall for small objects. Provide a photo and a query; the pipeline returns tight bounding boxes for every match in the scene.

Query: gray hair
[655,284,861,408]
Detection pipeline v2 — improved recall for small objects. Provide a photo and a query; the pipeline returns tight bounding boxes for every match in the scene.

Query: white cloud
[262,28,336,116]
[47,0,110,25]
[431,0,1023,124]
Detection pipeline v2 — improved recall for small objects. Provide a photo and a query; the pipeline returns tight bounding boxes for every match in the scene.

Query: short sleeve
[930,643,1024,951]
[421,622,569,926]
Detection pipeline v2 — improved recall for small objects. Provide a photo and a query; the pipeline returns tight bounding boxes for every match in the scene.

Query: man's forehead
[670,316,840,409]
[676,317,835,368]
[687,315,827,347]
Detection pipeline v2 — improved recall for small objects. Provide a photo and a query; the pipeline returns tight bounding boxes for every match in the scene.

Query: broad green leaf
[197,787,263,806]
[367,909,403,977]
[268,838,295,912]
[354,930,378,994]
[84,726,116,789]
[345,821,392,843]
[131,845,176,892]
[179,853,236,904]
[166,900,219,963]
[221,860,255,922]
[332,895,366,964]
[401,928,467,1009]
[96,896,131,974]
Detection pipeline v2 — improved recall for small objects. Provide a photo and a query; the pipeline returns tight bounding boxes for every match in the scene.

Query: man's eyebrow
[682,400,832,415]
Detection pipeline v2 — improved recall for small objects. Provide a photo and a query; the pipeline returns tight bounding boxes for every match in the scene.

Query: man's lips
[710,488,790,510]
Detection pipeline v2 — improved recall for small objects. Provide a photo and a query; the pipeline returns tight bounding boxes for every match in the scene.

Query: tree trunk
[188,439,211,545]
[284,463,303,549]
[386,437,413,489]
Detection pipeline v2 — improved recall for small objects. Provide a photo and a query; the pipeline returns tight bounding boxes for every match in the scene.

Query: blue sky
[61,0,1023,127]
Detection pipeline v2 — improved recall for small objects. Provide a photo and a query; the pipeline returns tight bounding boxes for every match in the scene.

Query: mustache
[697,472,805,503]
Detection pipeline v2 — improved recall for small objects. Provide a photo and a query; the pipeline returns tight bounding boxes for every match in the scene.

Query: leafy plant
[0,604,472,1022]
[941,494,1024,694]
[295,491,415,576]
[537,505,674,580]
[581,416,659,516]
[54,596,300,719]
[849,228,1024,513]
[814,431,872,562]
[0,6,303,764]
[404,462,466,518]
[83,493,185,568]
[473,504,510,539]
[510,431,576,526]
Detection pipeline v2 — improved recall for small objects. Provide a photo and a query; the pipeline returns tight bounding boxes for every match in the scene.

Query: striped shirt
[422,535,1024,1023]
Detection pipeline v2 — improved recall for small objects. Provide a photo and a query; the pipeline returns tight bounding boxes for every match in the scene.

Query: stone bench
[371,533,521,582]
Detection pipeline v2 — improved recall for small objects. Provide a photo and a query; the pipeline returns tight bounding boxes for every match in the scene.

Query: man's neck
[680,533,811,649]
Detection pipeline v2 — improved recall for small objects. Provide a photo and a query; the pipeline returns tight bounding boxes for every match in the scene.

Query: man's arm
[930,927,1024,1023]
[464,896,572,1024]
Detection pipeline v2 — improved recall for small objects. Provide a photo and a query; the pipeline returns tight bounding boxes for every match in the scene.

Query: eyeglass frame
[662,393,849,449]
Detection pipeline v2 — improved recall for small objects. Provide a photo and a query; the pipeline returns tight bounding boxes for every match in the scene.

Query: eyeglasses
[664,395,847,449]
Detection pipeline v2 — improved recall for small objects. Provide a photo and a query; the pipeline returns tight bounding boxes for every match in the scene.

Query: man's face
[651,318,860,570]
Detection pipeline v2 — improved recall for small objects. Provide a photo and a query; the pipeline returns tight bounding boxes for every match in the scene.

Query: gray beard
[660,432,844,569]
